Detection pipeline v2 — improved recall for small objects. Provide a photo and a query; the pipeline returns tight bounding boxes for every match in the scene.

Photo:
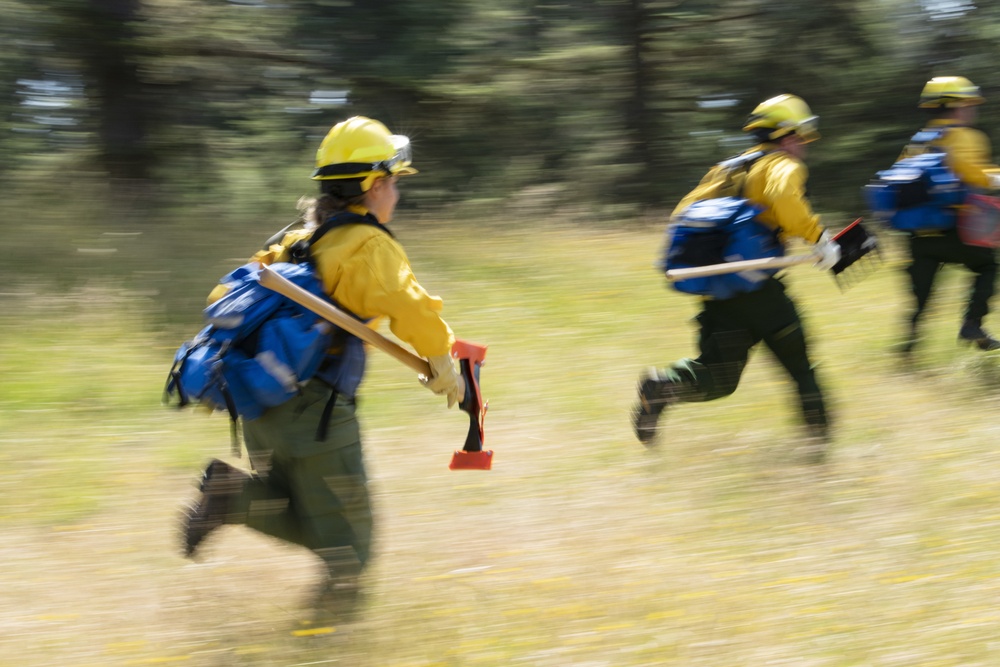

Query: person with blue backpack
[178,116,465,618]
[632,94,841,462]
[884,76,1000,354]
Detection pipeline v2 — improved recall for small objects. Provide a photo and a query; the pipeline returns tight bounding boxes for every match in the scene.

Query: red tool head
[448,339,492,470]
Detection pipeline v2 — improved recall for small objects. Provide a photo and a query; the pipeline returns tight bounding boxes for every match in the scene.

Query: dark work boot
[631,368,684,447]
[800,423,830,465]
[895,318,920,357]
[181,459,250,559]
[309,547,364,626]
[958,322,1000,351]
[897,332,918,356]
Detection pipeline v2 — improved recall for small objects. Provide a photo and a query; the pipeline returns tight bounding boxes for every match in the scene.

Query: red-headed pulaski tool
[258,264,492,469]
[448,339,491,470]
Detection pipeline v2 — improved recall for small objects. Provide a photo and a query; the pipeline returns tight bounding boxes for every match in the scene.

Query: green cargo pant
[668,278,829,434]
[234,380,373,572]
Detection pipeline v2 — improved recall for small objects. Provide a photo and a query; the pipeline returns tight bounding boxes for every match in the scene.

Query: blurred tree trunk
[619,0,660,206]
[77,0,153,197]
[10,0,999,220]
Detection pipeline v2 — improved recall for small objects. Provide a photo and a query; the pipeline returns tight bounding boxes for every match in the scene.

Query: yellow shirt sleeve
[942,126,1000,190]
[206,220,455,359]
[312,227,455,359]
[671,149,824,244]
[745,153,824,244]
[901,122,1000,190]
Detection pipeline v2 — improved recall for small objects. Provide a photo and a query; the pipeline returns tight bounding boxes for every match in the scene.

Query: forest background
[4,1,999,253]
[5,1,1000,665]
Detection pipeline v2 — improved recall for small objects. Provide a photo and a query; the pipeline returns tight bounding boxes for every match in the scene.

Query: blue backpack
[663,151,784,299]
[165,212,383,445]
[864,129,968,232]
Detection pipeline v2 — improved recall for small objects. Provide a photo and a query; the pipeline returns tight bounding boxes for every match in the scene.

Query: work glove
[420,354,466,409]
[813,230,841,271]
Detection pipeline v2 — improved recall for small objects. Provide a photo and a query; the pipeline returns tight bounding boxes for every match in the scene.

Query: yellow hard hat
[742,94,820,143]
[918,76,984,108]
[312,116,417,188]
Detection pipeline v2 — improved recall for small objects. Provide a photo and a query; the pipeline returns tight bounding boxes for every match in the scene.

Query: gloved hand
[419,354,466,409]
[813,230,841,271]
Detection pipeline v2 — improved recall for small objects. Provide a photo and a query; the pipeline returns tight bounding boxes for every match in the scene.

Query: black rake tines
[831,219,882,290]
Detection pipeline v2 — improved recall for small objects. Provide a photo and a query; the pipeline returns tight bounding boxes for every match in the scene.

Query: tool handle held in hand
[665,253,816,281]
[258,263,431,376]
[665,218,877,282]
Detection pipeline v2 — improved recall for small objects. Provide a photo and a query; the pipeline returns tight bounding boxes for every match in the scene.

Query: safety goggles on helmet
[383,135,414,174]
[312,134,415,179]
[747,115,820,143]
[789,115,820,143]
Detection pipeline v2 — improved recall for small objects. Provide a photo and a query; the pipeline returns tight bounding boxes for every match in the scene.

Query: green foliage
[0,287,171,523]
[3,0,1000,213]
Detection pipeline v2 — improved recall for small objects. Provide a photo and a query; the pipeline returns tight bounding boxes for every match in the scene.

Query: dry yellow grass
[3,221,1000,666]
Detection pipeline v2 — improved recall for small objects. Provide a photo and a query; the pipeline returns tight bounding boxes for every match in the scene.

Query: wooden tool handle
[665,253,815,281]
[258,264,431,376]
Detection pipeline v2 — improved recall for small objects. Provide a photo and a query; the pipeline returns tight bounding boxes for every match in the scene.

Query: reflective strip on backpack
[255,350,300,393]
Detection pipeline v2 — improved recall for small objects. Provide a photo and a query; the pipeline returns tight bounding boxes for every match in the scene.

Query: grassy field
[3,215,1000,666]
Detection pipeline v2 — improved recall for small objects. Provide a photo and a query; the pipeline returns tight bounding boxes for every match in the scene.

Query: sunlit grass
[4,217,1000,664]
[0,285,219,524]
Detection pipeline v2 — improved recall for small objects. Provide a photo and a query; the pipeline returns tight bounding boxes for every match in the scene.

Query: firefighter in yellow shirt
[632,94,840,462]
[181,117,464,617]
[898,76,1000,354]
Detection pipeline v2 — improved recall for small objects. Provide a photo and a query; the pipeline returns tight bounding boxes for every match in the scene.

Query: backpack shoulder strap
[308,210,394,248]
[258,209,394,257]
[283,211,395,265]
[717,149,767,173]
[716,149,769,197]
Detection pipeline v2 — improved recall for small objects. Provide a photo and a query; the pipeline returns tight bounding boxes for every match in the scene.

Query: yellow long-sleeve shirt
[673,146,825,244]
[899,119,1000,190]
[211,206,455,359]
